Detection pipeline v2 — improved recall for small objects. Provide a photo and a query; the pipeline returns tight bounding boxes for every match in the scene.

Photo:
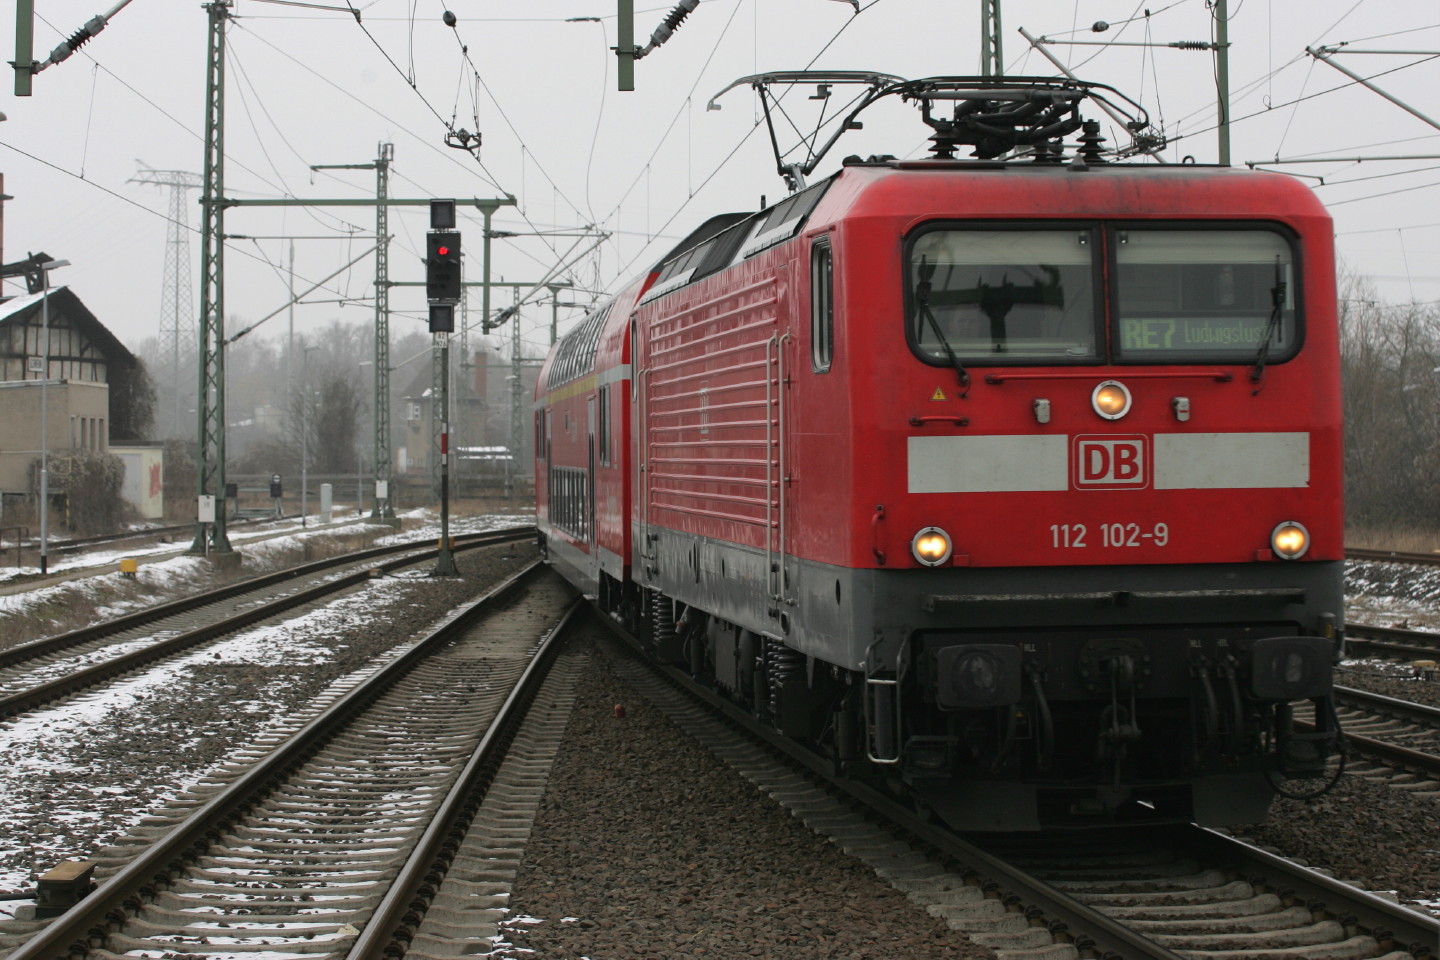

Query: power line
[230,21,505,193]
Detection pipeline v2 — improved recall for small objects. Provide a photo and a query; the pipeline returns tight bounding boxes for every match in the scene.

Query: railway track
[973,825,1433,960]
[594,627,1439,960]
[2,547,1431,960]
[1301,685,1440,791]
[0,562,583,960]
[1348,548,1440,567]
[0,515,296,579]
[0,527,531,720]
[1347,621,1440,660]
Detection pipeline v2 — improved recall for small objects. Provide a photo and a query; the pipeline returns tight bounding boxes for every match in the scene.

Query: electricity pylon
[131,164,202,438]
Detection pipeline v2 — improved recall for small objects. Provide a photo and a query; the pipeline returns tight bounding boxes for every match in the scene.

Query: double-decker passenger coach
[536,76,1344,830]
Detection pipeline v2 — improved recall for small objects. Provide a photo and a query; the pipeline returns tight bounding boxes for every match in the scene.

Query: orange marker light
[911,527,953,567]
[1092,380,1132,420]
[1271,521,1309,560]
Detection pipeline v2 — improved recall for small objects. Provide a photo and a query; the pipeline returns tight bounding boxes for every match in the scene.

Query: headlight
[911,526,952,566]
[1092,380,1132,420]
[1271,521,1309,560]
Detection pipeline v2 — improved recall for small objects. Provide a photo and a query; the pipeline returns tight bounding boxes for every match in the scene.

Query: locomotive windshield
[906,224,1299,366]
[1113,228,1296,362]
[909,228,1098,362]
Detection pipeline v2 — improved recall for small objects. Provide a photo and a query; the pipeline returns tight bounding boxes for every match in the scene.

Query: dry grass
[1344,524,1440,554]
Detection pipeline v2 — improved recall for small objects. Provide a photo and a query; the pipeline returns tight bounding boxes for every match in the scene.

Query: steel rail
[5,559,548,960]
[619,623,1440,959]
[604,621,1184,960]
[1337,727,1440,776]
[1347,547,1440,567]
[1300,687,1440,781]
[6,513,280,555]
[346,597,585,960]
[1188,827,1440,957]
[0,529,531,718]
[0,527,530,671]
[1344,620,1440,659]
[1336,683,1440,727]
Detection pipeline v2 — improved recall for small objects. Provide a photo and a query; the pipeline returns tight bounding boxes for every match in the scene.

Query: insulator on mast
[634,0,698,60]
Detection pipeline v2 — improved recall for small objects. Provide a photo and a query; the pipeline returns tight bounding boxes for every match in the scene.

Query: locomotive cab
[832,163,1346,829]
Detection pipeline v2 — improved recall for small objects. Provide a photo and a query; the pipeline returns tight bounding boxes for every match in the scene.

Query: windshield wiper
[1249,256,1288,394]
[915,256,970,398]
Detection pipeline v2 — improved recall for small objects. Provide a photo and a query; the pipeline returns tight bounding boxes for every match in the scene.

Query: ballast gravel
[1233,624,1440,911]
[498,640,996,960]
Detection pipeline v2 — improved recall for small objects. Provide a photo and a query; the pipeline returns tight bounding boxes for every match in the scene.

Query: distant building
[396,349,538,494]
[0,285,160,517]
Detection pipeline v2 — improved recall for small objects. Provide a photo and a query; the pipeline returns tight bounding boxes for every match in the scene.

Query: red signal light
[436,246,450,257]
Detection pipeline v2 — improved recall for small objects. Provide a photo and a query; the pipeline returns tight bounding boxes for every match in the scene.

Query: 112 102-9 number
[1051,522,1169,548]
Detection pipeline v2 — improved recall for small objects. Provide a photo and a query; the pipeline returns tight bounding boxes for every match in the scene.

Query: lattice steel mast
[190,0,231,554]
[130,165,201,439]
[310,142,397,519]
[981,0,1003,77]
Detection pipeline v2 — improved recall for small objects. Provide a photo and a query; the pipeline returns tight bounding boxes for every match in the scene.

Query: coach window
[598,385,611,467]
[811,238,833,372]
[1112,227,1299,364]
[906,226,1098,363]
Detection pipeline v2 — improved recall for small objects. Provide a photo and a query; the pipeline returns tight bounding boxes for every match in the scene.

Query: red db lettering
[1073,436,1149,489]
[1112,443,1140,481]
[1084,445,1110,481]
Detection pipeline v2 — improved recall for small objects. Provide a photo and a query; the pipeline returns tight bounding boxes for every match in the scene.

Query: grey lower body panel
[639,524,1343,670]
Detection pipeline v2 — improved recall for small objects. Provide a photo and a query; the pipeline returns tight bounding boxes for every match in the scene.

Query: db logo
[1073,435,1149,489]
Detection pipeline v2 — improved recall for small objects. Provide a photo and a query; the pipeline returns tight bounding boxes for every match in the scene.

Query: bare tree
[1339,273,1440,532]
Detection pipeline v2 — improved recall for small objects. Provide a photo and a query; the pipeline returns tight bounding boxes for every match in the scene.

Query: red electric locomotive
[536,76,1344,830]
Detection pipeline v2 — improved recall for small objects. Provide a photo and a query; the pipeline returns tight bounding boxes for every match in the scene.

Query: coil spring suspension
[650,591,677,650]
[767,638,804,717]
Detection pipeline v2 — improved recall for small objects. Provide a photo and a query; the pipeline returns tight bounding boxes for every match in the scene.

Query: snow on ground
[0,509,531,893]
[0,510,532,632]
[1346,560,1440,632]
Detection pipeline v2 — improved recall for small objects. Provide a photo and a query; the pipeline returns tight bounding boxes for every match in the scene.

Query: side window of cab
[811,238,833,373]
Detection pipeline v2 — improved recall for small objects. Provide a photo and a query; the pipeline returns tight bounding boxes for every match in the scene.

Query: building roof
[0,285,137,368]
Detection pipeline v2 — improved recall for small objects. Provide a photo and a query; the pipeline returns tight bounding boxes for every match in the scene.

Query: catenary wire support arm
[224,244,379,345]
[1307,46,1440,133]
[480,235,607,333]
[1018,28,1168,157]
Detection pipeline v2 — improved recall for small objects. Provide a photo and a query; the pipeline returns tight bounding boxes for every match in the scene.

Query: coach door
[587,396,597,554]
[632,315,652,581]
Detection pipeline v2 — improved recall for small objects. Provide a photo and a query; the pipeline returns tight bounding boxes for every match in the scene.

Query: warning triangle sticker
[930,386,947,401]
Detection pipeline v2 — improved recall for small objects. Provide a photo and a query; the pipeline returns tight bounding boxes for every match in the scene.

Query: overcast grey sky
[1,0,1437,375]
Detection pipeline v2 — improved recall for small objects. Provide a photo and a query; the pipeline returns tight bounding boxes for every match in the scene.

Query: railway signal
[427,198,460,576]
[425,231,462,304]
